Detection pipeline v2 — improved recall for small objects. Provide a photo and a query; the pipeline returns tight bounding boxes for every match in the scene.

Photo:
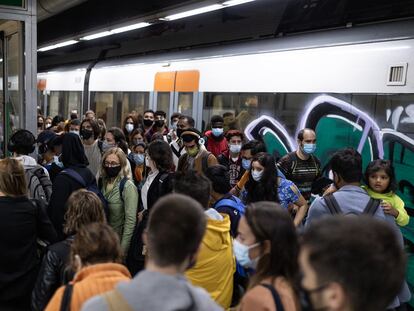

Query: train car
[38,18,414,209]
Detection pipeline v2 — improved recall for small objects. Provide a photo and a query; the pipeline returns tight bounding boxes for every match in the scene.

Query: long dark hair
[107,127,129,155]
[245,152,279,203]
[148,140,174,172]
[245,202,299,289]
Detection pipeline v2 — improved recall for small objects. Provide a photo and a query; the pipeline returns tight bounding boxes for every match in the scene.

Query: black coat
[0,196,57,311]
[48,167,95,240]
[31,236,74,311]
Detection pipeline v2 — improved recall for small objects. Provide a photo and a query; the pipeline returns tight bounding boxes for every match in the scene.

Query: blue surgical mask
[251,169,263,182]
[53,155,64,168]
[102,141,116,153]
[130,153,145,165]
[233,239,261,269]
[303,143,316,155]
[212,128,223,137]
[242,158,251,170]
[229,144,242,154]
[70,130,80,136]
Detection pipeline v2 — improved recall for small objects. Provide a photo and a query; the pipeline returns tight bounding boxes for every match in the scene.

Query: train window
[121,92,149,123]
[178,93,193,116]
[90,92,115,128]
[48,91,82,120]
[157,92,170,116]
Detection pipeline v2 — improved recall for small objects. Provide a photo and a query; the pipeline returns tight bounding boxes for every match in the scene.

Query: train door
[153,70,200,126]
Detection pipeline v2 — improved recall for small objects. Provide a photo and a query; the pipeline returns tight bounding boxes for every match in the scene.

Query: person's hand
[323,184,337,196]
[381,201,399,218]
[137,211,144,223]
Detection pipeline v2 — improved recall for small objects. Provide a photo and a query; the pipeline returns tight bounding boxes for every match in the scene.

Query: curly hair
[63,189,106,235]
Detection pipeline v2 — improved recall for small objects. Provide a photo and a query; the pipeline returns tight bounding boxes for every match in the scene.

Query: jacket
[177,148,218,175]
[186,211,235,309]
[101,176,138,252]
[48,166,96,240]
[0,196,57,311]
[238,277,300,311]
[204,131,228,157]
[81,270,223,311]
[45,263,131,311]
[32,237,74,311]
[217,150,245,188]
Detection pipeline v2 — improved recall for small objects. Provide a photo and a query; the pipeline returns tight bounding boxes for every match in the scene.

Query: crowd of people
[0,109,410,311]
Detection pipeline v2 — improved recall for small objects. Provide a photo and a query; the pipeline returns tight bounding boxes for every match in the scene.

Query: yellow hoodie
[186,212,235,309]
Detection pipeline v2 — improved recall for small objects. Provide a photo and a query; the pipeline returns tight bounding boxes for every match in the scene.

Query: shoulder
[240,285,271,310]
[81,295,109,311]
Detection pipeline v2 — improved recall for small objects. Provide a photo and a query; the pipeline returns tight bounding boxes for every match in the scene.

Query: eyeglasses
[104,161,121,167]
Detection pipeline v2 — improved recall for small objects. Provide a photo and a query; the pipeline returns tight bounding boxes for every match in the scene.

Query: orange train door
[153,70,200,125]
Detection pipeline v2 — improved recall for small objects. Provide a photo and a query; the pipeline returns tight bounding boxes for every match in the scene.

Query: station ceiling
[37,0,414,71]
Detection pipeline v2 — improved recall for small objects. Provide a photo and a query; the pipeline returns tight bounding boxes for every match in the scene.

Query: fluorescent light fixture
[81,31,112,41]
[111,22,151,34]
[162,4,223,21]
[223,0,256,7]
[38,40,79,52]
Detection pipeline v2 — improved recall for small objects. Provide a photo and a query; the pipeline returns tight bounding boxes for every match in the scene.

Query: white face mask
[125,123,134,133]
[233,239,261,269]
[229,144,242,154]
[70,130,80,136]
[251,169,263,182]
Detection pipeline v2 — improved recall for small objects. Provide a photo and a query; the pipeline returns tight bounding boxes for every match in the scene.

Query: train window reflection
[157,92,170,115]
[178,93,193,116]
[48,91,81,120]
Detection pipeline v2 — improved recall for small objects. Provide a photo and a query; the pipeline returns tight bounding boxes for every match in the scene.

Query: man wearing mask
[277,128,321,202]
[170,115,194,167]
[68,119,81,136]
[80,118,102,177]
[142,110,155,138]
[217,130,245,188]
[204,115,228,157]
[145,110,169,142]
[177,128,218,175]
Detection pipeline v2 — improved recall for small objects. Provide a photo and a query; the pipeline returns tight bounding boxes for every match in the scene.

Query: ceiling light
[223,0,256,7]
[37,40,79,52]
[111,22,151,34]
[162,4,223,21]
[81,31,112,41]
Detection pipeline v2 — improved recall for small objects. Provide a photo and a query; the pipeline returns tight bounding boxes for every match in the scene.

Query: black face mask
[177,128,184,138]
[105,166,121,178]
[38,122,44,128]
[154,120,165,128]
[143,119,154,127]
[80,128,94,140]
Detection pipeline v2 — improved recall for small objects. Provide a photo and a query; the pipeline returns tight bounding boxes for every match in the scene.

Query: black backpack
[324,194,381,216]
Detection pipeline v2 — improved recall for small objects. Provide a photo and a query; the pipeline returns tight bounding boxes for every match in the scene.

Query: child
[364,159,409,227]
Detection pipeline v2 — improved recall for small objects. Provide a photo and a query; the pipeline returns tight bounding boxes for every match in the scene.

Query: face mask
[212,128,223,137]
[105,166,121,178]
[154,119,165,128]
[229,144,241,154]
[251,169,263,182]
[171,122,178,131]
[38,122,44,128]
[80,128,93,140]
[233,239,261,269]
[102,141,116,153]
[125,123,134,133]
[53,155,64,168]
[242,158,251,170]
[130,153,145,165]
[187,145,199,157]
[303,143,316,155]
[45,123,52,129]
[143,119,153,127]
[70,130,80,136]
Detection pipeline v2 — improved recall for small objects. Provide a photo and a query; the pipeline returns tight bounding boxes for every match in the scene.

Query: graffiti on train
[244,95,414,231]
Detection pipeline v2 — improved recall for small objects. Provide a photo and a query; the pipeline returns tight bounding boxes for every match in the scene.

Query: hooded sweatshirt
[186,210,235,309]
[81,270,223,311]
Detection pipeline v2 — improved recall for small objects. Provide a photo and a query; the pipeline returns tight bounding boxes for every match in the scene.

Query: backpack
[214,196,245,216]
[25,166,53,205]
[98,177,128,203]
[59,283,73,311]
[61,168,109,218]
[324,194,381,216]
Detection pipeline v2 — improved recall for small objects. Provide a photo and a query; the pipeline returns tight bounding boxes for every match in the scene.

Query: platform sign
[0,0,24,8]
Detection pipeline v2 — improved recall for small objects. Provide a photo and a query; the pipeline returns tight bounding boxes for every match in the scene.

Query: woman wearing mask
[0,158,57,311]
[100,147,138,253]
[244,153,308,227]
[122,115,139,143]
[128,141,147,189]
[48,133,96,240]
[44,223,131,311]
[80,119,102,177]
[126,140,174,275]
[129,128,146,145]
[44,116,53,130]
[102,127,129,155]
[235,202,300,311]
[31,189,106,311]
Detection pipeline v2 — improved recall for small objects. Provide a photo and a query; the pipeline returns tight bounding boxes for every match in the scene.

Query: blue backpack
[214,195,246,215]
[61,168,110,219]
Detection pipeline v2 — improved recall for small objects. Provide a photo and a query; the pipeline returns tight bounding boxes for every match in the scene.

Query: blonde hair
[0,158,27,197]
[100,147,130,179]
[64,189,106,235]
